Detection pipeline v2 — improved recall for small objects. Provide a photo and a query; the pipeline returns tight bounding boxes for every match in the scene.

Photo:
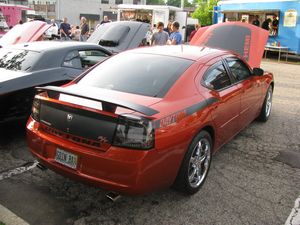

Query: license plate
[55,148,78,169]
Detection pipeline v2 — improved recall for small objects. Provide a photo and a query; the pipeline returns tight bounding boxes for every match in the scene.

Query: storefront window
[223,11,280,36]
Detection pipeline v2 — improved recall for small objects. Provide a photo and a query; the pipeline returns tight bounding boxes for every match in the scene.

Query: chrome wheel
[265,88,272,117]
[188,137,211,188]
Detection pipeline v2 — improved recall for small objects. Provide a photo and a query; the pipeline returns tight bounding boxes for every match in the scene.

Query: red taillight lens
[31,97,41,122]
[113,115,154,150]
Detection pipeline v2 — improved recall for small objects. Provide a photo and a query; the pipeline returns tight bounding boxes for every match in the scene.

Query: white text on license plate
[55,148,78,169]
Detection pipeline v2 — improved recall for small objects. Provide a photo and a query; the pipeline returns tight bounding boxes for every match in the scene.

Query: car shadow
[0,120,27,146]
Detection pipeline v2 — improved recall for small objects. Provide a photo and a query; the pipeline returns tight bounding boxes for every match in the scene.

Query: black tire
[258,85,273,122]
[173,130,212,195]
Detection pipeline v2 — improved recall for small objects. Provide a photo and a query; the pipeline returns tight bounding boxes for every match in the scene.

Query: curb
[285,196,300,225]
[0,204,30,225]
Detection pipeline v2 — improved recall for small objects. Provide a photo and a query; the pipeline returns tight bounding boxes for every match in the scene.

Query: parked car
[27,23,273,195]
[0,41,112,123]
[0,21,151,124]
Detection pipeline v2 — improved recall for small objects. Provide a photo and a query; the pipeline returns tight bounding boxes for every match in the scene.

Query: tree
[166,0,196,8]
[192,0,219,26]
[147,0,165,5]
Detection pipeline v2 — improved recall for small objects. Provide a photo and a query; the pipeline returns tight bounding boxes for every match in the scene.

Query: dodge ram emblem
[67,114,73,122]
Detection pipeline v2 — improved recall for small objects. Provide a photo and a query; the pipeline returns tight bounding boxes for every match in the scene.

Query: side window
[203,63,232,91]
[79,50,109,69]
[226,58,251,82]
[63,51,82,69]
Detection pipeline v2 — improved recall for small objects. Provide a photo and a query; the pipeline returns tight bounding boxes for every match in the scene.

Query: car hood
[190,22,269,68]
[0,21,51,47]
[87,21,150,53]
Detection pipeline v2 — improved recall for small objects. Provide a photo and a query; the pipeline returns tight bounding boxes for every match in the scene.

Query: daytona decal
[154,97,218,128]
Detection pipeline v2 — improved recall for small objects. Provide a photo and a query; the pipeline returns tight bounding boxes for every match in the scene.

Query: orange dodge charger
[27,23,274,195]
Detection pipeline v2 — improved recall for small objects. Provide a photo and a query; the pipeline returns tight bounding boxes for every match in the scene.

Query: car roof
[6,41,102,52]
[126,45,228,61]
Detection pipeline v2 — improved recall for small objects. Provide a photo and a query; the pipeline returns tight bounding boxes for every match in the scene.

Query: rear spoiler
[35,86,159,116]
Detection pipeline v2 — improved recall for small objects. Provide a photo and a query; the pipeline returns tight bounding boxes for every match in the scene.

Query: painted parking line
[0,204,30,225]
[0,161,38,181]
[285,196,300,225]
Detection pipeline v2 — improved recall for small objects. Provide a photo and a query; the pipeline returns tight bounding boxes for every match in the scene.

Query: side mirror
[253,68,264,76]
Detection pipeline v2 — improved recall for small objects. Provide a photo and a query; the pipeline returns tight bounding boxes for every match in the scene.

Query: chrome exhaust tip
[37,163,47,171]
[106,192,121,202]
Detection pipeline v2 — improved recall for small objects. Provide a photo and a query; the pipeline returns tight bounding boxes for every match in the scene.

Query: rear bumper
[26,117,176,195]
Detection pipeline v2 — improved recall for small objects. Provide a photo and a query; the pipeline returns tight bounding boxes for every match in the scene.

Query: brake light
[113,114,154,150]
[31,97,41,122]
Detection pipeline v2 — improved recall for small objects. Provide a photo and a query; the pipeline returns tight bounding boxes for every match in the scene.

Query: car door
[201,60,241,146]
[224,57,262,127]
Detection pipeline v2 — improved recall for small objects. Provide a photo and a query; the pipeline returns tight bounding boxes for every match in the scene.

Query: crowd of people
[54,17,92,41]
[49,16,194,46]
[248,14,279,35]
[150,21,184,46]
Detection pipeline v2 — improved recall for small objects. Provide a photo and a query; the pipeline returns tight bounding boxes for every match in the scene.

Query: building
[54,0,146,29]
[0,0,28,5]
[215,0,300,55]
[28,1,56,19]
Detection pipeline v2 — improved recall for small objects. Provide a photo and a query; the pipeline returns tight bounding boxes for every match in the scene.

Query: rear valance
[36,86,159,116]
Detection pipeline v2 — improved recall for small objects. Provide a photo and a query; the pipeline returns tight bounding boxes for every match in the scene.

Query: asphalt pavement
[0,59,299,225]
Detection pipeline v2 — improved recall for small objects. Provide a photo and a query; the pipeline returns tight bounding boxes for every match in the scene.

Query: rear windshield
[0,48,40,71]
[77,53,193,97]
[88,24,130,47]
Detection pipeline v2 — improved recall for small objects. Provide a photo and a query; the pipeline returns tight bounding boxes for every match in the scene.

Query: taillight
[31,97,41,122]
[113,114,154,150]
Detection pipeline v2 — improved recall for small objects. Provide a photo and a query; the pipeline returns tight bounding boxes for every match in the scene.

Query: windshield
[88,24,130,47]
[0,48,40,72]
[77,53,193,98]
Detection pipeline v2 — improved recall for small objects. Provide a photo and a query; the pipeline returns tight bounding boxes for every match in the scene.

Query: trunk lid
[37,85,161,151]
[0,21,51,47]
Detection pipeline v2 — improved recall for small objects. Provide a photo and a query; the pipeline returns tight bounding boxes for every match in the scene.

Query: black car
[0,41,112,123]
[0,21,151,123]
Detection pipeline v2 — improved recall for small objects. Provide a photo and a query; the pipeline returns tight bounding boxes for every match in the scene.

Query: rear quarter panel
[148,61,216,186]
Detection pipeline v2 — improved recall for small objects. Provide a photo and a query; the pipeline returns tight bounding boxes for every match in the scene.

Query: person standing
[71,25,81,41]
[47,19,59,40]
[163,22,172,36]
[252,15,260,27]
[262,18,271,31]
[151,22,169,46]
[189,23,200,42]
[100,15,110,25]
[271,15,279,35]
[80,17,89,41]
[167,21,182,45]
[60,17,71,40]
